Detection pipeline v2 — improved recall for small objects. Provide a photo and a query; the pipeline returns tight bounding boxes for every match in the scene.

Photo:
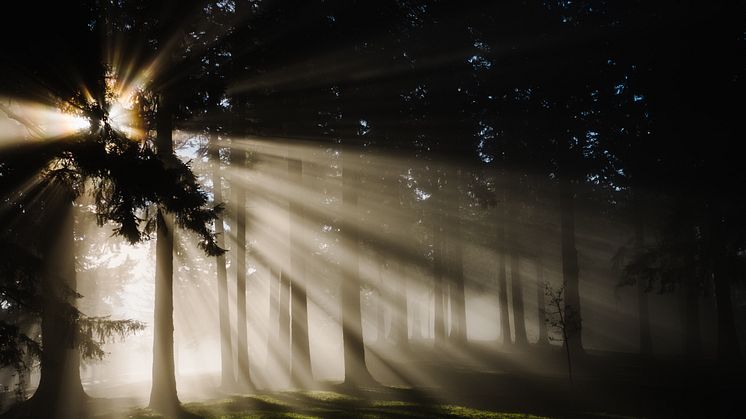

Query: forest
[1,1,745,418]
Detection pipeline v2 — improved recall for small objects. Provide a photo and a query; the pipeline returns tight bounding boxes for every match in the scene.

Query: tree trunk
[448,170,467,343]
[411,299,423,340]
[32,194,87,419]
[634,213,652,356]
[278,269,291,381]
[510,251,527,346]
[268,265,280,351]
[391,261,409,349]
[713,253,741,361]
[149,96,180,416]
[432,205,446,347]
[340,150,375,386]
[496,205,511,345]
[230,0,253,390]
[392,178,410,349]
[559,177,583,355]
[376,257,387,343]
[288,157,312,386]
[231,143,252,390]
[209,133,236,389]
[535,259,548,345]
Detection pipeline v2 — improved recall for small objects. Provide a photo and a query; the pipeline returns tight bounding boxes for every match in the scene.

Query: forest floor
[121,390,552,419]
[2,342,744,418]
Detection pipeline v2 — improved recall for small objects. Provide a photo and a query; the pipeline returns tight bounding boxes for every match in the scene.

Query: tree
[288,157,312,387]
[340,149,376,386]
[447,170,467,344]
[431,187,447,347]
[230,142,252,390]
[535,258,549,345]
[496,205,511,346]
[510,250,528,347]
[0,86,223,419]
[149,93,180,416]
[545,282,582,384]
[208,132,235,389]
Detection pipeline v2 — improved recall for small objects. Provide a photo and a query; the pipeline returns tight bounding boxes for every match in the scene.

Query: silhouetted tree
[208,132,235,389]
[340,150,376,386]
[288,157,312,386]
[545,282,581,384]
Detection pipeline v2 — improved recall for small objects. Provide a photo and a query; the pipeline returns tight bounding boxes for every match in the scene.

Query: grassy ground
[120,390,549,419]
[4,344,744,418]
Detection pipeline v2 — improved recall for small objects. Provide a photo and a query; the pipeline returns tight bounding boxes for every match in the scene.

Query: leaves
[33,123,226,255]
[544,282,582,342]
[77,316,146,361]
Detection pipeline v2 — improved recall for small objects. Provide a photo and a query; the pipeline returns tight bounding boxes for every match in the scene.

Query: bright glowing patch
[103,69,146,140]
[0,98,91,146]
[63,114,91,132]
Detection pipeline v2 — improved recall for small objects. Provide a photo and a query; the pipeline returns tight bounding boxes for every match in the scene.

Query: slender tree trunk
[432,206,446,347]
[392,179,410,349]
[713,253,741,361]
[231,142,252,390]
[266,265,281,388]
[209,133,236,389]
[278,269,291,381]
[268,265,280,349]
[392,261,409,348]
[428,297,433,339]
[340,150,375,386]
[376,257,387,343]
[149,96,180,416]
[559,177,583,354]
[32,193,86,419]
[496,205,511,345]
[535,259,548,345]
[510,251,527,346]
[634,212,652,356]
[411,299,423,340]
[559,309,573,384]
[230,0,253,389]
[449,170,467,343]
[288,157,311,386]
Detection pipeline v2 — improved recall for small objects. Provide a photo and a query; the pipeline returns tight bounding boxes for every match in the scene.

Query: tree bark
[411,299,423,340]
[209,133,236,389]
[391,261,409,349]
[496,203,511,345]
[559,177,583,355]
[231,143,252,390]
[32,193,87,419]
[268,265,280,352]
[278,269,291,381]
[510,251,527,346]
[535,259,549,345]
[432,202,447,347]
[448,170,467,343]
[376,256,387,343]
[340,150,375,386]
[149,95,180,416]
[288,157,312,386]
[713,253,741,361]
[634,212,652,356]
[231,0,253,390]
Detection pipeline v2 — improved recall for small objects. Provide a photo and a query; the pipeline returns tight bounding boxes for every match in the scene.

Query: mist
[1,1,744,419]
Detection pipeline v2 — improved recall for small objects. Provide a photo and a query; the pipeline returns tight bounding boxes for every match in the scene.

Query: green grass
[116,391,552,419]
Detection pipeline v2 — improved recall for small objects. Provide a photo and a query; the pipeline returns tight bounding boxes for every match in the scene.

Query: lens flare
[0,98,90,147]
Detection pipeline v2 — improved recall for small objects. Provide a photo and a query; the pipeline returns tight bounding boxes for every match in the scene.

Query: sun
[0,98,91,147]
[99,69,146,140]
